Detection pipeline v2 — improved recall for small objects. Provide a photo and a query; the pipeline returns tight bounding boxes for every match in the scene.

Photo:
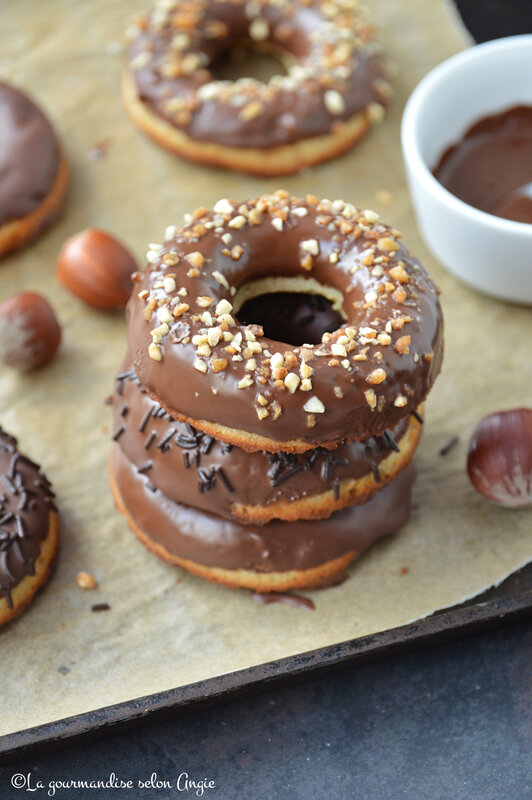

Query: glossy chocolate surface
[0,82,60,227]
[113,445,415,572]
[434,105,532,224]
[129,194,443,447]
[128,0,387,148]
[112,367,413,520]
[0,428,56,608]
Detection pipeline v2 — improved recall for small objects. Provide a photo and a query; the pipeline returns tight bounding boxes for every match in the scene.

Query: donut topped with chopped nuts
[128,191,443,453]
[123,0,389,174]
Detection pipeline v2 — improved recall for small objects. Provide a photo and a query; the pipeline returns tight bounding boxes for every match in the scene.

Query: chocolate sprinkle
[91,603,110,612]
[439,435,459,457]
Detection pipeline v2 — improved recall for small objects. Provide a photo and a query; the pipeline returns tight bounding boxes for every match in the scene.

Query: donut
[110,444,415,592]
[0,428,59,627]
[122,0,389,175]
[129,192,443,454]
[0,82,69,259]
[112,365,423,523]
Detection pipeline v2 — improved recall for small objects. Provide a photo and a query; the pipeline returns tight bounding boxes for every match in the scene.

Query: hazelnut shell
[467,408,532,508]
[0,291,61,371]
[57,228,137,311]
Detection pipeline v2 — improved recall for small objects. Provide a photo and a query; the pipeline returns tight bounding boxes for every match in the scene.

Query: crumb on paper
[76,571,98,590]
[91,603,110,612]
[375,189,393,206]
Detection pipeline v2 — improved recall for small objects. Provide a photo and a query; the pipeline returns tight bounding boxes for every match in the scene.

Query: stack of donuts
[110,191,443,592]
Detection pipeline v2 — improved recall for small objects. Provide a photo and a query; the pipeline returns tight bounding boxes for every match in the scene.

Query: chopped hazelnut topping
[394,335,411,355]
[237,375,253,389]
[304,396,325,414]
[301,239,320,256]
[210,357,228,372]
[194,358,208,373]
[300,254,313,271]
[306,414,316,428]
[284,372,300,393]
[256,407,269,420]
[240,100,264,121]
[157,307,173,324]
[389,265,409,283]
[324,89,346,115]
[197,296,214,307]
[173,302,189,317]
[163,277,176,293]
[185,251,204,268]
[212,270,229,288]
[334,386,344,398]
[249,17,269,40]
[392,287,407,304]
[378,237,400,252]
[214,198,233,215]
[215,298,233,316]
[364,388,377,409]
[272,217,283,232]
[148,342,162,361]
[366,368,387,384]
[228,214,247,229]
[394,395,408,407]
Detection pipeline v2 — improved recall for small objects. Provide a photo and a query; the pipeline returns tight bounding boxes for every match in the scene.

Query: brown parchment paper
[0,0,531,738]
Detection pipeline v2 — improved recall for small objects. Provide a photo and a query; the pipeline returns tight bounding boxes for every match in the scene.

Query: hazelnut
[57,229,137,311]
[0,291,61,370]
[467,408,532,508]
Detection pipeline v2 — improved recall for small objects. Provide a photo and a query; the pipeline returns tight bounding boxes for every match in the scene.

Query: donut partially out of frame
[0,82,69,259]
[123,0,389,175]
[0,429,59,628]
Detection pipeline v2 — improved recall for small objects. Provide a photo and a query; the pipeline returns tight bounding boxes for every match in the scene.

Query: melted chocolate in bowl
[433,105,532,224]
[237,291,343,346]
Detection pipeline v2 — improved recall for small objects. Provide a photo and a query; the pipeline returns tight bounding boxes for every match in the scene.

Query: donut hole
[233,276,345,347]
[210,45,289,84]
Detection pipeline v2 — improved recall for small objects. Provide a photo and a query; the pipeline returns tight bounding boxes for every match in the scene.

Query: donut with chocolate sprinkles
[0,428,59,627]
[0,82,69,259]
[111,366,423,523]
[110,445,415,592]
[129,192,443,453]
[122,0,389,175]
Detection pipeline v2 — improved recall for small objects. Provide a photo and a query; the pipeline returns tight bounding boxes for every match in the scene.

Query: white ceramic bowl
[401,35,532,305]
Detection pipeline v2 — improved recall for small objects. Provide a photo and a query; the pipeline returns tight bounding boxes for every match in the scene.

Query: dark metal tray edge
[1,581,531,763]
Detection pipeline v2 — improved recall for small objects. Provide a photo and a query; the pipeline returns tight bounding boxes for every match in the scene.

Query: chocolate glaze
[0,82,60,227]
[251,591,315,609]
[434,105,532,224]
[130,194,443,446]
[112,444,415,572]
[0,428,57,608]
[129,0,387,149]
[238,291,342,346]
[112,367,414,520]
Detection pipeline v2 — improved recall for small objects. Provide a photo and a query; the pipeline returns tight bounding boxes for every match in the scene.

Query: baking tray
[1,561,531,762]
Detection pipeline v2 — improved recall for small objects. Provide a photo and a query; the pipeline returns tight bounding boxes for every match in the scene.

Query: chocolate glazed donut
[110,445,416,591]
[112,367,423,523]
[129,192,443,453]
[0,82,69,258]
[122,0,389,175]
[0,428,59,626]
